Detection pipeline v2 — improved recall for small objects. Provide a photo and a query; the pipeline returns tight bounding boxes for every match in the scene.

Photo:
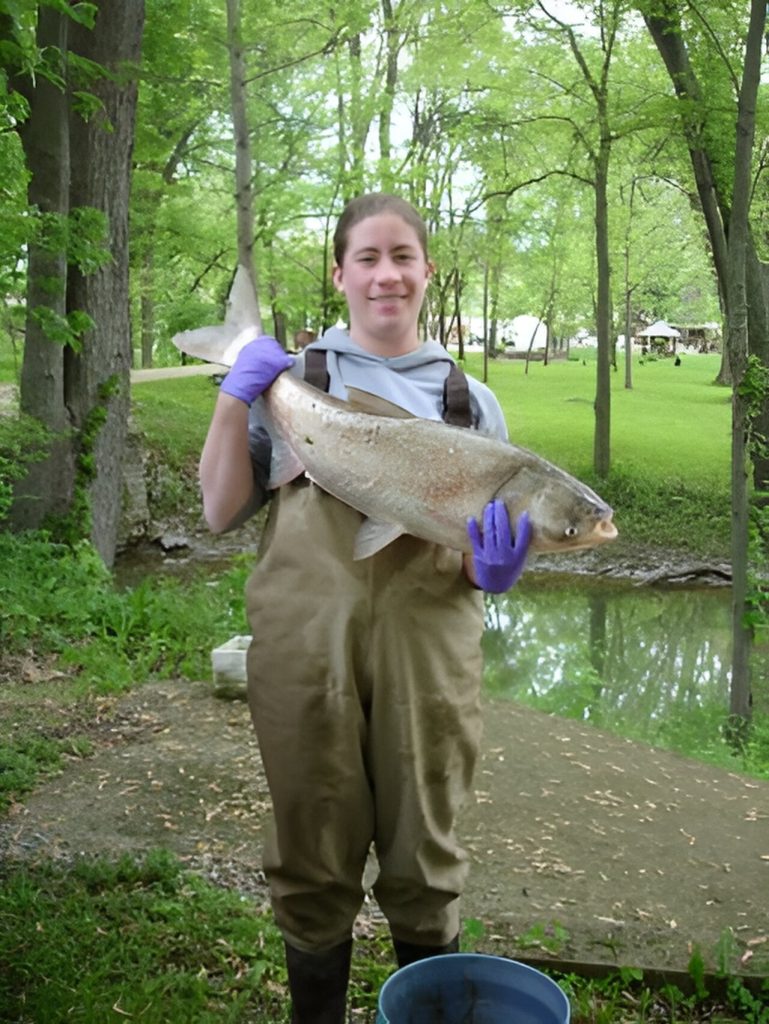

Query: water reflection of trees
[482,579,732,742]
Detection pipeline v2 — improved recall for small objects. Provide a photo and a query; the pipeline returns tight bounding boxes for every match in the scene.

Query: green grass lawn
[0,335,21,384]
[463,351,730,489]
[3,328,730,493]
[131,375,218,469]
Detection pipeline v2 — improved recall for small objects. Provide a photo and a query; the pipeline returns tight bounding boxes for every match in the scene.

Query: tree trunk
[347,32,367,196]
[644,0,768,726]
[622,179,635,390]
[746,241,769,511]
[140,247,154,368]
[541,2,617,474]
[11,8,75,530]
[454,271,464,361]
[726,0,764,726]
[378,0,398,191]
[65,0,145,565]
[489,258,501,357]
[642,10,730,293]
[482,261,489,383]
[226,0,262,331]
[593,143,612,477]
[624,287,633,390]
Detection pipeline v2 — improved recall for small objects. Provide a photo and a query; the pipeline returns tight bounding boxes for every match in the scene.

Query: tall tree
[6,4,73,522]
[643,0,767,724]
[9,0,144,565]
[529,0,626,476]
[226,0,262,331]
[461,0,662,471]
[616,172,721,389]
[131,0,230,366]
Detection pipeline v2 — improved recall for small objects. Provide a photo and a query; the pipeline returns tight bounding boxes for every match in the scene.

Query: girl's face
[332,212,433,356]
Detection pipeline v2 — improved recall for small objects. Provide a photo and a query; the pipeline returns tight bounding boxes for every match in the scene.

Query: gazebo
[637,319,682,355]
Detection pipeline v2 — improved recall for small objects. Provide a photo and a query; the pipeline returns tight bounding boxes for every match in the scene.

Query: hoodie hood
[296,327,457,420]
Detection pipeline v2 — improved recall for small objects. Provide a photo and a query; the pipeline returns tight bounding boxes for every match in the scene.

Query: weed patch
[0,531,249,690]
[0,851,286,1023]
[1,852,765,1023]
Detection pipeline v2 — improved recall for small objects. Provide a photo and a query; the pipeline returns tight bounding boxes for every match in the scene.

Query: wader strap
[304,348,330,393]
[442,363,472,428]
[304,348,472,427]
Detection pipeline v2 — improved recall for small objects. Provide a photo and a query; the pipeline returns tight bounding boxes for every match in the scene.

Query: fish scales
[263,374,617,559]
[267,377,514,552]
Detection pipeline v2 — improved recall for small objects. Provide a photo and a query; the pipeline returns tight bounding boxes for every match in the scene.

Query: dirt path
[2,678,767,977]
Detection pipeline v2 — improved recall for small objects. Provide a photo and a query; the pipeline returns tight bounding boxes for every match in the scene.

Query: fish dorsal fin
[353,517,406,560]
[345,387,415,419]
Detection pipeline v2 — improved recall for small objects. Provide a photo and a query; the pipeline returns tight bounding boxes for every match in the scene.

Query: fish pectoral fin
[345,387,415,419]
[353,518,406,560]
[267,437,306,489]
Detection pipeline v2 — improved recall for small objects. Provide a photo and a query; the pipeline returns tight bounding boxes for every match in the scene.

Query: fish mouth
[574,515,618,548]
[596,518,618,541]
[532,513,618,553]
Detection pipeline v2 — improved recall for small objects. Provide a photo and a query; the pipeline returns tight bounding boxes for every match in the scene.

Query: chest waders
[245,354,484,982]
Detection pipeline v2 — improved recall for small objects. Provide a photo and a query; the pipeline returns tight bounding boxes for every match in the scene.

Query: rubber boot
[392,933,459,968]
[284,938,352,1024]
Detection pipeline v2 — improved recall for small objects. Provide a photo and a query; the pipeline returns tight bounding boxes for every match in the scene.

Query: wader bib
[245,357,484,952]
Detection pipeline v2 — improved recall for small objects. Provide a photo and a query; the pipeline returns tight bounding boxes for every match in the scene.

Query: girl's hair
[333,193,429,266]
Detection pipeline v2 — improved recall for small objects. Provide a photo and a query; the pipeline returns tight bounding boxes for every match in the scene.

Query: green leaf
[686,945,708,1000]
[39,0,97,28]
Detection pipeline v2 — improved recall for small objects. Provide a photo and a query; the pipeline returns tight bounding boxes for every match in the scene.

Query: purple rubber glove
[467,502,532,593]
[219,335,294,405]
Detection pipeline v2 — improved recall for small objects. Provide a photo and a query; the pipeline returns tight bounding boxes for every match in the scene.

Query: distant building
[671,323,721,353]
[636,319,682,355]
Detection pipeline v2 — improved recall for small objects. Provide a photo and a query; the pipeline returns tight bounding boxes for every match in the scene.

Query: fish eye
[564,525,578,538]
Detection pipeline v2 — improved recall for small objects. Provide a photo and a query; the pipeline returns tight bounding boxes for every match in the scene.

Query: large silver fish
[260,373,618,559]
[173,280,617,559]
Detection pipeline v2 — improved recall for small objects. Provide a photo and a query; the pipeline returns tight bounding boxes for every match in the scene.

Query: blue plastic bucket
[376,953,570,1024]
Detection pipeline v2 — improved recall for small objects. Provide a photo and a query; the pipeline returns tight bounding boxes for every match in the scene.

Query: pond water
[115,543,736,761]
[484,572,733,754]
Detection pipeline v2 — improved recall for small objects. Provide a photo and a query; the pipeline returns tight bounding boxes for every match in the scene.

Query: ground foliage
[0,849,766,1023]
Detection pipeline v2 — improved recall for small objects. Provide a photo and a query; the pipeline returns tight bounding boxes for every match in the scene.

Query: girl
[199,193,529,1024]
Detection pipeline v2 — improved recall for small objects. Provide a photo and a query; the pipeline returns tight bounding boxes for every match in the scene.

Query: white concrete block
[211,635,251,700]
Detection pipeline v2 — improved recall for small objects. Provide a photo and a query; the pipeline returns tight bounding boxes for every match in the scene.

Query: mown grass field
[2,336,733,554]
[462,349,729,488]
[129,349,732,487]
[2,336,731,489]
